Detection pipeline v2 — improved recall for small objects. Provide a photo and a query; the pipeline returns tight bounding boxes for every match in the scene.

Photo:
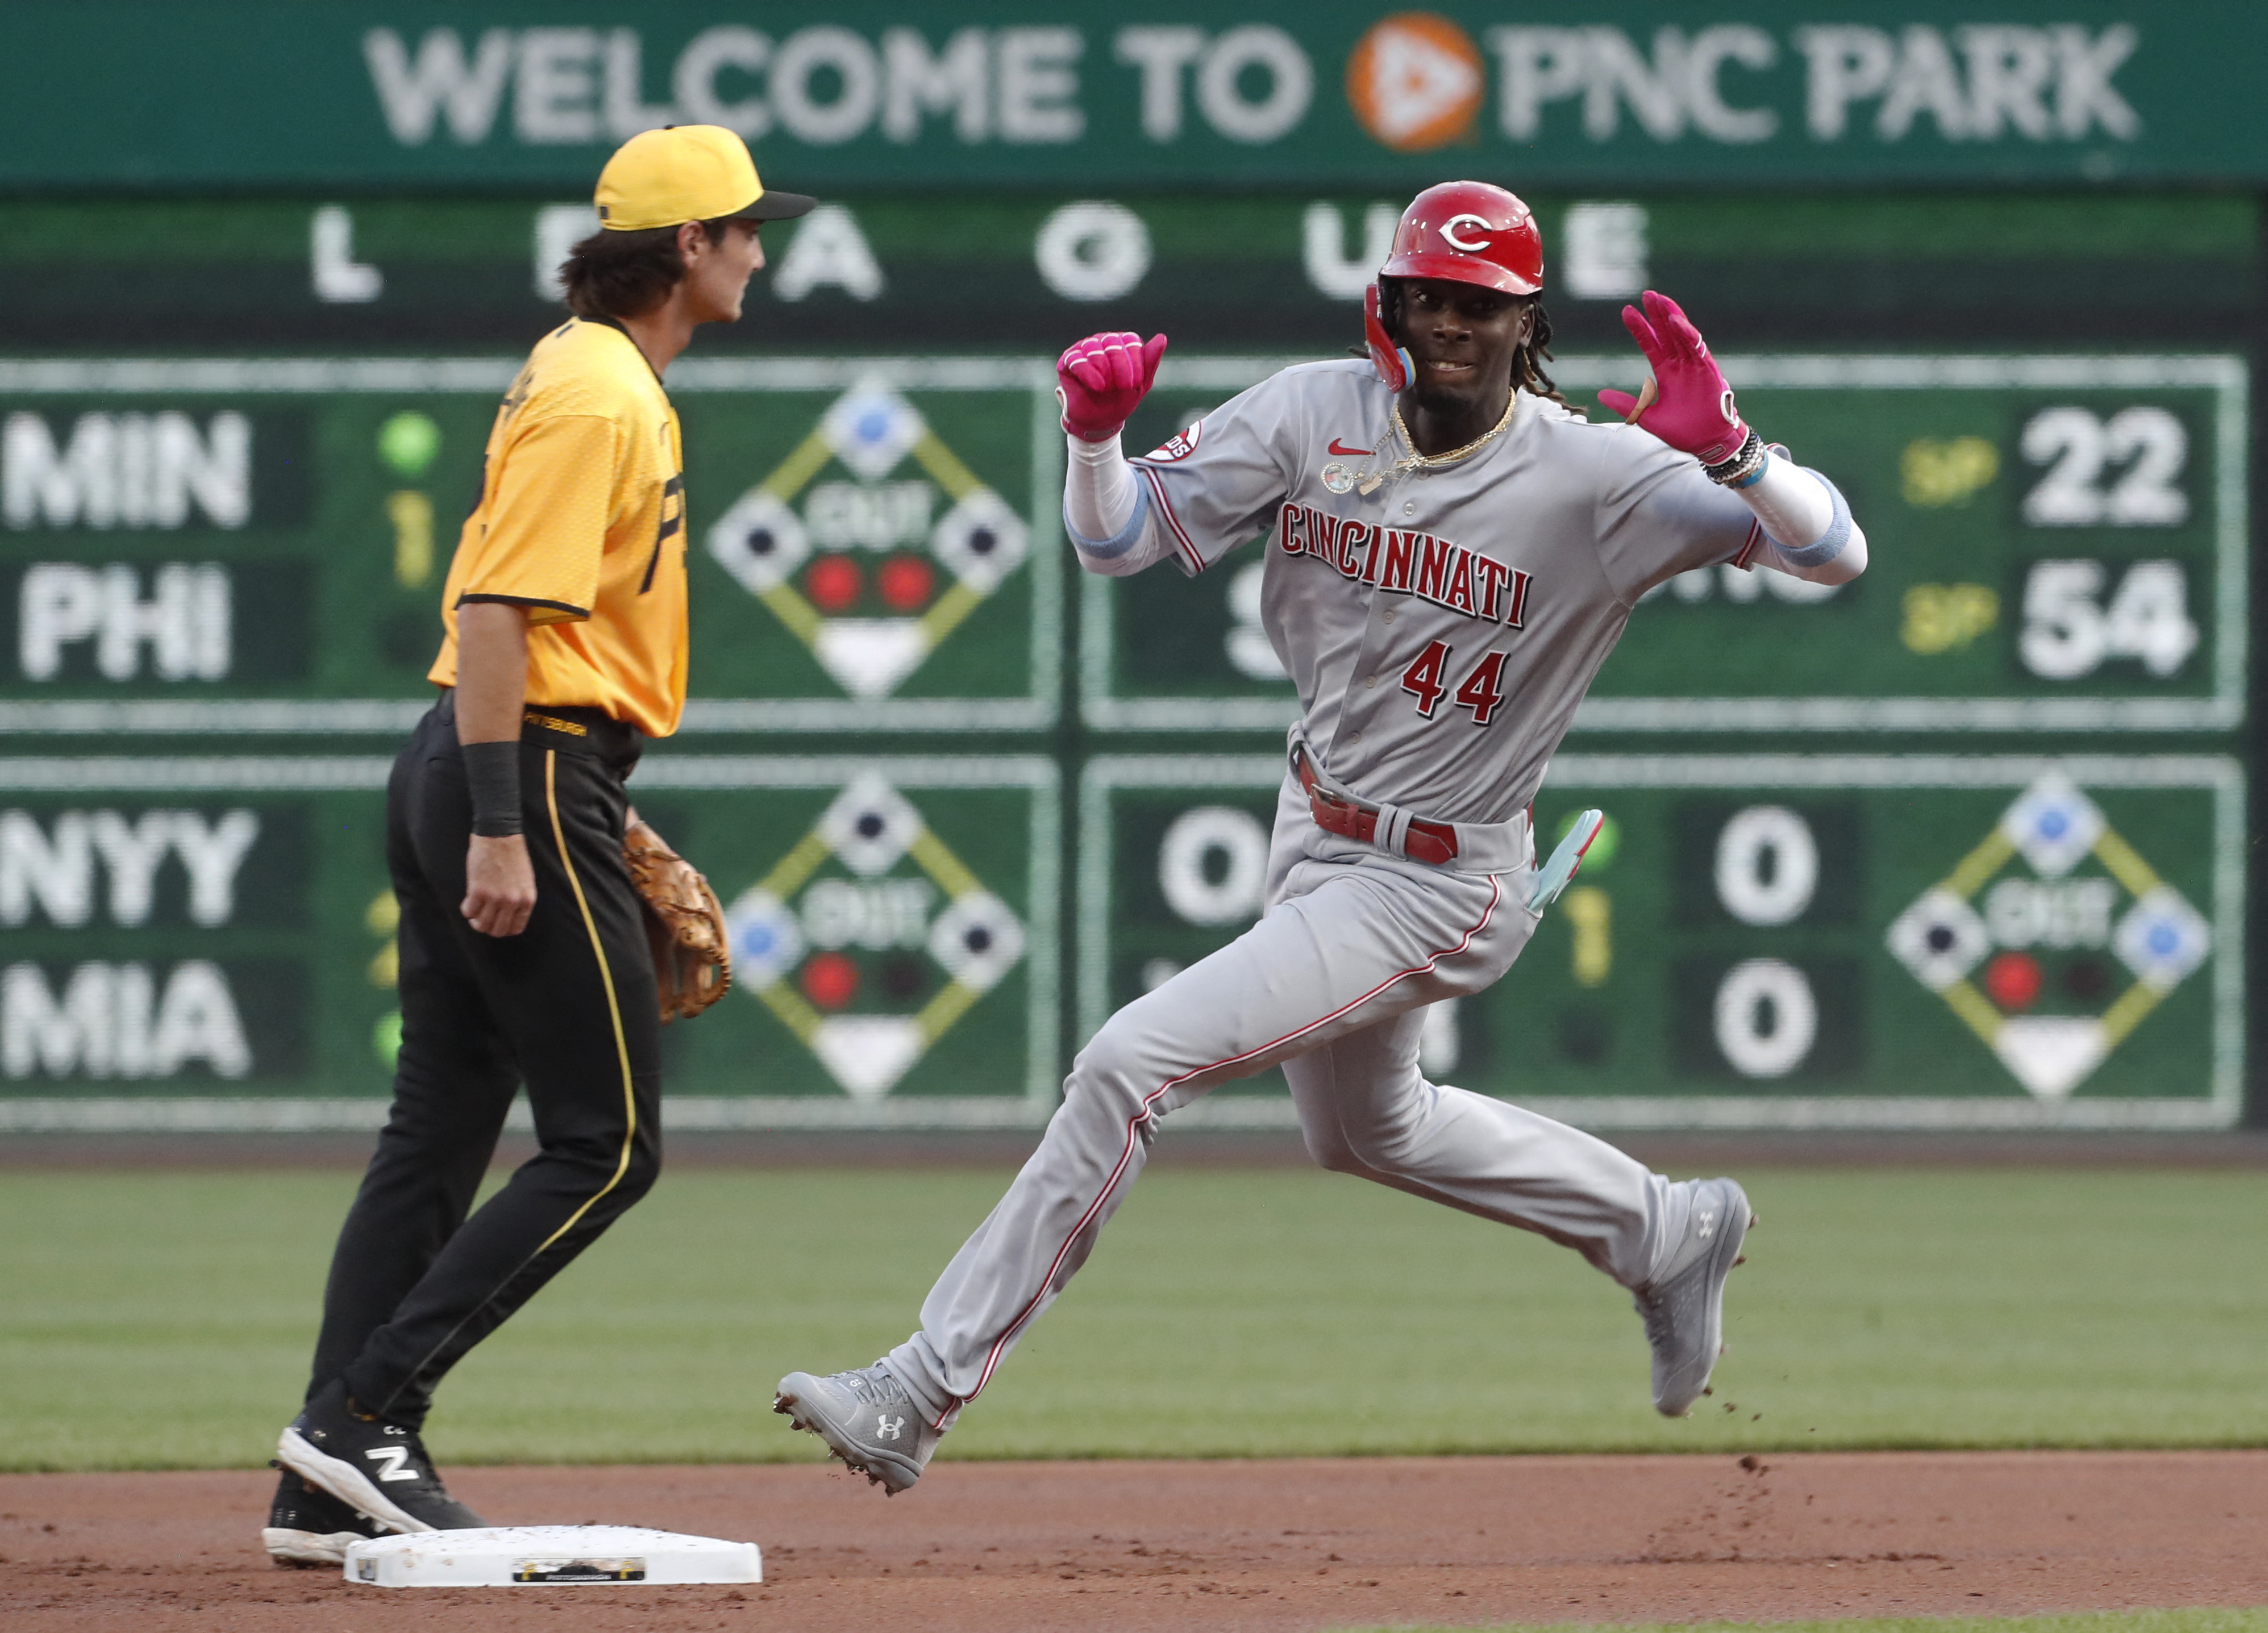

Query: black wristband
[462,740,524,838]
[1703,427,1766,487]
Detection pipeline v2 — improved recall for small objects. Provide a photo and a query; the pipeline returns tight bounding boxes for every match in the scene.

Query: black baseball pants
[307,694,661,1429]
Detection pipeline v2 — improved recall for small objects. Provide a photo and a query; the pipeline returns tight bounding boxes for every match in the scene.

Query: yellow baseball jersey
[428,318,690,737]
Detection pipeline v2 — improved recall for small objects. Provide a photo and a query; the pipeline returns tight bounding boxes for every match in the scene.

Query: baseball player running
[777,182,1866,1494]
[265,127,803,1565]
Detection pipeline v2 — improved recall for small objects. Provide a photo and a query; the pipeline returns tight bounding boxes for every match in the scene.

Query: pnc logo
[1345,13,1484,152]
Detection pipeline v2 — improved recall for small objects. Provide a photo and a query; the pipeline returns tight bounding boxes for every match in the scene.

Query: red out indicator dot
[800,951,859,1009]
[1983,951,2042,1012]
[877,555,934,611]
[806,555,860,611]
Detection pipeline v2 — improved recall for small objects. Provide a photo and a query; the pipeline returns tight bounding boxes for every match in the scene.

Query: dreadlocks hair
[1512,299,1576,415]
[1371,278,1580,417]
[559,216,735,320]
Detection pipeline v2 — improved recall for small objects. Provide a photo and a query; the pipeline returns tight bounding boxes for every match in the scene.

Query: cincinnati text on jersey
[1275,501,1532,627]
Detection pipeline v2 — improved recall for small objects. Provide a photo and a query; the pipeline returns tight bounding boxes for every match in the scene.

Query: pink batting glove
[1596,290,1751,466]
[1056,331,1168,443]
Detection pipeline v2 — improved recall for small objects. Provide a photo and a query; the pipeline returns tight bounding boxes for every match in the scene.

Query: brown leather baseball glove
[621,818,731,1022]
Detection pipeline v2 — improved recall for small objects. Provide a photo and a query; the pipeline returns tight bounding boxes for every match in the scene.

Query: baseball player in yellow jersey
[264,127,812,1565]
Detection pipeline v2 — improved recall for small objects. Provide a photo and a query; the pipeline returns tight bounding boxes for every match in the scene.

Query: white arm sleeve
[1736,450,1868,586]
[1063,431,1175,577]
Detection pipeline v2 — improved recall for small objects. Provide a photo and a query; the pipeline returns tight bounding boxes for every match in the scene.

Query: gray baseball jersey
[861,361,1787,1439]
[1130,359,1760,824]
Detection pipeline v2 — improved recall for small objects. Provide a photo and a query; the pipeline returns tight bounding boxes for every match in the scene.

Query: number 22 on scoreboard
[1401,641,1508,726]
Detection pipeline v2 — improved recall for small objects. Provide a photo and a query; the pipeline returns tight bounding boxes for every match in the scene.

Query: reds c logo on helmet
[1380,180,1544,297]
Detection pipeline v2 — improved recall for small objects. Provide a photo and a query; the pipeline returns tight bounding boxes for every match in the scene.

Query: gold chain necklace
[1388,389,1518,474]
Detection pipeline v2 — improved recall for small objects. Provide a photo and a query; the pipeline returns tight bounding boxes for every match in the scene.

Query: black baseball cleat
[261,1465,385,1567]
[275,1379,487,1535]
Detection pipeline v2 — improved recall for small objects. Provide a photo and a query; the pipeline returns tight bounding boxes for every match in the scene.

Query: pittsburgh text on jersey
[1276,501,1532,627]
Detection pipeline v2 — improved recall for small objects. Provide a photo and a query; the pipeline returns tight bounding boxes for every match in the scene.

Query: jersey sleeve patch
[1142,420,1202,462]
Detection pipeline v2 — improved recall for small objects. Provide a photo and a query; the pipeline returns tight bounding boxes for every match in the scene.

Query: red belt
[1292,744,1459,867]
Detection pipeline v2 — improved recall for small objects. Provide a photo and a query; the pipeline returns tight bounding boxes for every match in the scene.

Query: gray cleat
[1632,1176,1754,1417]
[774,1365,941,1495]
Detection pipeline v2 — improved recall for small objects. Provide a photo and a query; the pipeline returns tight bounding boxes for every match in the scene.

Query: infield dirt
[5,1451,2263,1632]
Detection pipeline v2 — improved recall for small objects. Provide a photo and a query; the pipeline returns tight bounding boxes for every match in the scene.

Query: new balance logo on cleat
[364,1446,417,1482]
[277,1380,488,1534]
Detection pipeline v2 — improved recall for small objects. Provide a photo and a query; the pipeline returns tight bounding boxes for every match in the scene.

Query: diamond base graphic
[1887,774,2209,1102]
[721,778,1026,1099]
[706,378,1029,701]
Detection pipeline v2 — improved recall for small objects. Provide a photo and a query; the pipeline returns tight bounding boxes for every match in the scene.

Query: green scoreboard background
[0,344,2244,1131]
[1085,753,2240,1131]
[1,3,2253,1135]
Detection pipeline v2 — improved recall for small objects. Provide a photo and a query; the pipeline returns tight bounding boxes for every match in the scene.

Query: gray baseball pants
[886,777,1693,1428]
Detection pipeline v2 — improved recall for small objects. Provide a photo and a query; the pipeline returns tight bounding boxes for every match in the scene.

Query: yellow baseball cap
[594,126,815,232]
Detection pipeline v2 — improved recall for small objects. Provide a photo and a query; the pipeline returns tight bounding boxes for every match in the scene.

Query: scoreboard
[1084,753,2240,1130]
[3,349,2238,738]
[0,2,2255,1135]
[0,357,1058,736]
[0,347,2248,1131]
[0,753,1059,1129]
[1096,354,2247,734]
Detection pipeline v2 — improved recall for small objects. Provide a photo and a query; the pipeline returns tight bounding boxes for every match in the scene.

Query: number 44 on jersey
[1400,641,1508,726]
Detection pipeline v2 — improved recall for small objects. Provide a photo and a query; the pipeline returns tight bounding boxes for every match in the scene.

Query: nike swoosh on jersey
[1327,439,1374,457]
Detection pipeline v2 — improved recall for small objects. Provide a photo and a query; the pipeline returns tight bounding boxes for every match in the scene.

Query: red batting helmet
[1379,180,1544,296]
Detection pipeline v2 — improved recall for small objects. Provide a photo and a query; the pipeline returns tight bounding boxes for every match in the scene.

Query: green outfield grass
[2,1164,2263,1472]
[1335,1613,2268,1633]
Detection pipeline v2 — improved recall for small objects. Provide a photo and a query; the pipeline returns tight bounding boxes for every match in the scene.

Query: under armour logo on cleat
[1697,1207,1717,1239]
[875,1414,905,1441]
